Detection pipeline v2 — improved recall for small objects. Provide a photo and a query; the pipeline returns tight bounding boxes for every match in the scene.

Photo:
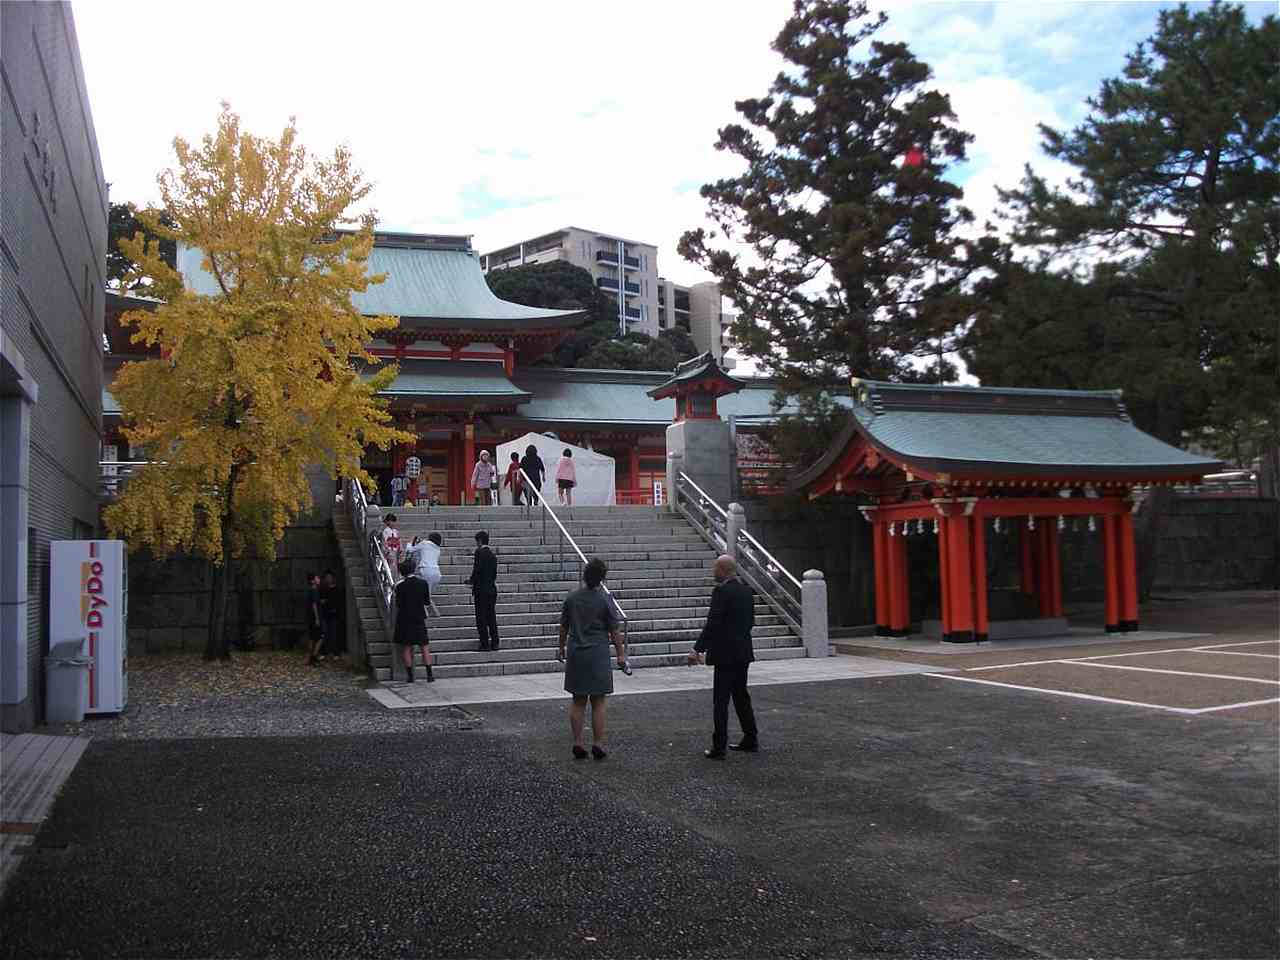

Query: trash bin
[45,640,94,724]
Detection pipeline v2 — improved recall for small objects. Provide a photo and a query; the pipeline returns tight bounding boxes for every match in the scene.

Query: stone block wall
[126,520,342,653]
[1152,497,1277,591]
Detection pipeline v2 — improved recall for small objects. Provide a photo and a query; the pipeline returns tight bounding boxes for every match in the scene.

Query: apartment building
[657,278,734,367]
[481,227,660,338]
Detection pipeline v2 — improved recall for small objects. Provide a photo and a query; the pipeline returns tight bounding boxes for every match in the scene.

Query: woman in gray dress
[558,557,627,760]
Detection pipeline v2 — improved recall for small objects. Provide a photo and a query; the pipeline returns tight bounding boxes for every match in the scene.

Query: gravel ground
[59,650,479,740]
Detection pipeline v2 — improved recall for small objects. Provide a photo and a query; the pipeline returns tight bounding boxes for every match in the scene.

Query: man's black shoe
[729,740,759,753]
[704,749,726,760]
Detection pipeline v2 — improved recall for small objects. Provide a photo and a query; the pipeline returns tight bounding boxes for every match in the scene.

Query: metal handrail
[672,470,802,634]
[347,477,396,637]
[677,472,728,518]
[518,467,628,634]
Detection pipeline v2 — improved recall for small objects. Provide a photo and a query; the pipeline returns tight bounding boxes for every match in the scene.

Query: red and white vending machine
[49,540,128,714]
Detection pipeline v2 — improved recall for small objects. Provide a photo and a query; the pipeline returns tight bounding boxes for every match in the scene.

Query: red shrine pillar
[894,525,911,636]
[970,515,990,642]
[873,520,890,635]
[937,516,952,637]
[941,513,975,642]
[628,444,640,500]
[1117,510,1139,630]
[1036,523,1063,618]
[1103,514,1121,632]
[463,420,475,504]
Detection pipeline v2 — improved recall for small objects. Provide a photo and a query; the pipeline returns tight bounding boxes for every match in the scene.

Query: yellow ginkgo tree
[107,105,411,659]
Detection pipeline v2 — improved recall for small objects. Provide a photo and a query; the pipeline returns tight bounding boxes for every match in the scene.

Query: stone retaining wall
[126,521,342,653]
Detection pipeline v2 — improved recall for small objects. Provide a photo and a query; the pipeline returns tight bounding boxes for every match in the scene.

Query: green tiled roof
[511,368,824,426]
[372,359,531,401]
[792,380,1221,487]
[176,241,583,329]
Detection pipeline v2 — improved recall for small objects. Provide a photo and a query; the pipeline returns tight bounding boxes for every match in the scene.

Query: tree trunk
[205,467,240,660]
[205,519,236,660]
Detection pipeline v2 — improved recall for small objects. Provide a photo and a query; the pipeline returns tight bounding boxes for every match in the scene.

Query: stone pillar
[726,502,745,560]
[666,451,683,514]
[802,570,829,658]
[462,420,475,504]
[664,418,733,507]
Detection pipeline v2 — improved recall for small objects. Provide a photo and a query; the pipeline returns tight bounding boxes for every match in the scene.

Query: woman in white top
[406,532,444,592]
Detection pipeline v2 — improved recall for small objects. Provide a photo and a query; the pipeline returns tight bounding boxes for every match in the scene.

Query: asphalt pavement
[2,664,1276,958]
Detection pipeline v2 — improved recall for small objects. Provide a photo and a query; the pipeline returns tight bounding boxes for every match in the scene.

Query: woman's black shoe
[591,745,607,761]
[572,745,588,760]
[704,748,726,760]
[729,740,759,752]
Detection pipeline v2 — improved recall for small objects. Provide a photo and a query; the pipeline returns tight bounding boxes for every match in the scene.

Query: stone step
[421,618,794,643]
[432,556,713,575]
[424,605,777,627]
[369,646,806,680]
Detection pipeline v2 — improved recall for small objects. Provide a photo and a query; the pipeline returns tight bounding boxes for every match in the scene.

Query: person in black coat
[466,530,500,651]
[688,555,758,759]
[520,445,546,506]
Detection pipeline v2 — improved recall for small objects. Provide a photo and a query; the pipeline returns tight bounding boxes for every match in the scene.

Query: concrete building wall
[1,1,107,731]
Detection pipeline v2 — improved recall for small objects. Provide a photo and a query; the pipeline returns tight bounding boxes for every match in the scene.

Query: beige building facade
[481,227,734,365]
[481,227,660,339]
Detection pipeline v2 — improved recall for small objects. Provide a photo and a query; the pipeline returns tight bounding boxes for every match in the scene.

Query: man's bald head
[713,555,737,582]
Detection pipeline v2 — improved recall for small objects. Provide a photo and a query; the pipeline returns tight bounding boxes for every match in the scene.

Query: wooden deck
[1,732,90,892]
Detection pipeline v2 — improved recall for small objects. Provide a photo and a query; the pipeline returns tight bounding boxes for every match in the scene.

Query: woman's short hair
[525,444,537,457]
[428,532,442,546]
[563,448,572,458]
[583,557,608,588]
[385,513,397,524]
[397,559,416,577]
[510,452,520,461]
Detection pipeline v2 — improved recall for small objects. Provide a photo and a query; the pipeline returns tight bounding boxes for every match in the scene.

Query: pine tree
[105,106,411,658]
[679,0,976,462]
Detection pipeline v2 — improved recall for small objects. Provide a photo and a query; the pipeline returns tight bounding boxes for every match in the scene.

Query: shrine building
[790,379,1222,640]
[103,232,795,505]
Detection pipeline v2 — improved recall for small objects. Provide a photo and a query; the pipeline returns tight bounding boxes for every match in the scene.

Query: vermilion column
[1047,522,1064,617]
[1035,523,1053,618]
[937,516,953,639]
[1118,510,1139,630]
[1102,514,1121,632]
[970,516,989,642]
[463,420,475,504]
[873,521,890,636]
[884,525,909,636]
[629,444,640,500]
[944,514,975,642]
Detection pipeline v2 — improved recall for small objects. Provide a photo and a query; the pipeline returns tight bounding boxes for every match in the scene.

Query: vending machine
[49,539,128,714]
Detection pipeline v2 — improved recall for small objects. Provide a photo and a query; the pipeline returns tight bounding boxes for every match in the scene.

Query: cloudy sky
[74,1,1269,291]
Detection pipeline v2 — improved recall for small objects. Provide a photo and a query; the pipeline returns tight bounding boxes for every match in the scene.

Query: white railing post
[802,569,830,658]
[666,451,683,514]
[726,502,745,561]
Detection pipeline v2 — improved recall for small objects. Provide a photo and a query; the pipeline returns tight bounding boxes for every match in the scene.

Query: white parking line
[967,639,1278,672]
[924,673,1200,715]
[1066,661,1280,685]
[1198,651,1280,659]
[1194,641,1280,651]
[1191,698,1280,715]
[926,673,1280,716]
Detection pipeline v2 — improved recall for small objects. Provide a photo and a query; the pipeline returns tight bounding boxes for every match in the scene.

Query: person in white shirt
[405,532,443,591]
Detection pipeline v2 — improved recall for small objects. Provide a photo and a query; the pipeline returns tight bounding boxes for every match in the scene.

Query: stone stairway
[350,504,804,682]
[333,510,382,663]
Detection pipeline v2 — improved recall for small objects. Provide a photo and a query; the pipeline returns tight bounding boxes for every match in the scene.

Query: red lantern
[903,146,925,169]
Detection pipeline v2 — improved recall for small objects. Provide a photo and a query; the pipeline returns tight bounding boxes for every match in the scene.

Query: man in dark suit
[688,555,758,759]
[466,530,500,651]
